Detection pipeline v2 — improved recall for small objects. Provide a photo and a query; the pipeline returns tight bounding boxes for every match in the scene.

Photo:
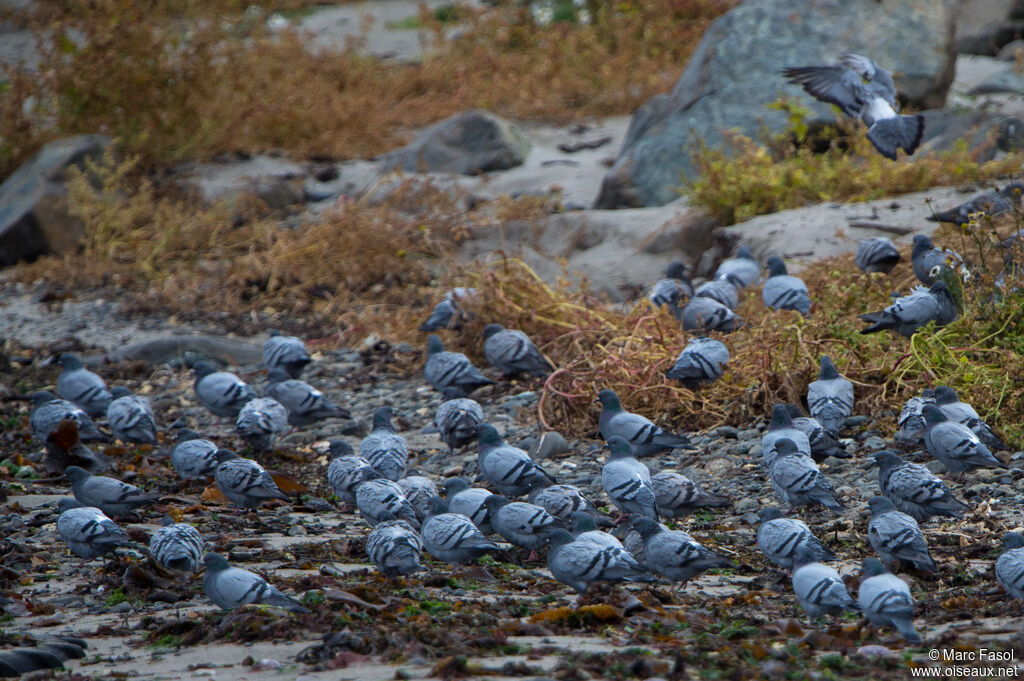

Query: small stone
[704,456,734,477]
[734,498,759,513]
[530,431,570,461]
[714,426,739,438]
[287,524,307,536]
[925,461,947,475]
[861,436,886,451]
[737,428,760,441]
[844,415,870,428]
[741,512,759,526]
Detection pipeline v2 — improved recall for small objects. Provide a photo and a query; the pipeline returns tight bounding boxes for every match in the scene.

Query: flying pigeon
[104,387,158,445]
[326,440,377,506]
[927,183,1024,226]
[652,471,730,518]
[874,451,969,522]
[56,499,133,560]
[783,53,924,160]
[360,406,408,482]
[896,392,934,447]
[420,497,498,571]
[910,234,968,286]
[630,517,729,586]
[807,356,854,436]
[858,558,922,643]
[442,477,493,534]
[932,385,1007,451]
[648,261,694,319]
[419,287,476,332]
[485,494,565,558]
[694,274,742,311]
[601,436,659,521]
[234,397,289,451]
[56,354,112,418]
[482,324,553,378]
[203,553,309,613]
[867,496,936,572]
[65,466,159,517]
[715,244,760,288]
[762,404,813,468]
[783,404,848,461]
[762,256,811,316]
[922,404,1005,473]
[529,484,609,525]
[397,474,441,522]
[265,368,349,426]
[30,391,107,443]
[170,431,229,480]
[435,389,484,453]
[543,528,654,594]
[214,456,291,509]
[860,281,957,337]
[791,546,858,619]
[855,237,902,274]
[192,361,257,418]
[150,519,205,572]
[355,478,419,528]
[665,337,729,388]
[476,423,556,497]
[424,335,495,395]
[768,439,842,510]
[366,519,425,578]
[995,532,1024,599]
[756,507,835,569]
[682,296,744,332]
[262,330,312,379]
[597,389,690,457]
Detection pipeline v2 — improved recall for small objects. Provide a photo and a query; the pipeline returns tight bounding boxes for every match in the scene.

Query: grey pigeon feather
[569,512,622,549]
[783,404,848,461]
[932,386,1007,451]
[762,404,812,468]
[652,471,730,518]
[860,282,957,337]
[714,244,760,288]
[791,546,858,618]
[995,532,1024,599]
[442,477,494,534]
[762,257,811,316]
[65,466,159,517]
[768,439,841,510]
[601,436,658,520]
[192,361,257,417]
[855,237,901,274]
[896,392,934,446]
[106,387,158,445]
[366,519,424,577]
[262,330,311,379]
[420,497,498,568]
[326,440,377,505]
[30,391,106,443]
[150,519,204,572]
[355,478,419,528]
[425,335,495,395]
[922,404,1005,473]
[682,295,743,332]
[910,234,968,286]
[598,389,690,457]
[858,558,921,643]
[874,451,969,522]
[476,424,556,497]
[694,274,741,310]
[485,495,564,552]
[235,397,289,450]
[665,337,729,387]
[397,475,440,522]
[623,517,669,564]
[171,431,231,480]
[419,287,476,332]
[360,407,408,482]
[631,517,729,585]
[648,261,694,320]
[927,183,1024,226]
[807,356,853,436]
[867,496,936,571]
[214,456,291,509]
[756,507,835,569]
[56,499,132,560]
[57,354,112,418]
[435,390,484,453]
[266,368,349,426]
[482,324,553,377]
[529,484,608,525]
[203,553,309,613]
[543,528,654,594]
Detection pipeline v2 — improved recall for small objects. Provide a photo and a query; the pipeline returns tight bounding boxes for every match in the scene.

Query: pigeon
[783,53,924,160]
[762,404,813,467]
[694,274,741,311]
[171,432,232,481]
[202,553,309,613]
[529,484,608,525]
[927,183,1024,226]
[192,361,257,417]
[482,324,553,377]
[366,519,425,578]
[150,519,205,572]
[262,330,311,379]
[932,386,1006,451]
[65,466,159,517]
[682,295,743,332]
[756,507,835,569]
[807,356,854,436]
[265,368,349,426]
[434,389,484,453]
[859,281,957,337]
[995,532,1024,599]
[597,389,690,457]
[56,354,112,418]
[543,528,654,594]
[569,512,623,549]
[867,496,936,572]
[30,391,107,443]
[397,474,441,522]
[855,237,902,274]
[355,478,419,528]
[419,287,476,332]
[56,499,133,560]
[630,517,730,586]
[424,334,495,395]
[326,440,377,506]
[214,456,291,509]
[601,436,658,521]
[485,494,564,556]
[922,404,1005,473]
[783,404,848,461]
[622,517,670,564]
[910,234,968,286]
[858,558,922,643]
[768,439,842,510]
[104,387,158,445]
[648,261,694,319]
[0,637,88,677]
[234,397,289,450]
[651,471,730,518]
[762,256,811,316]
[874,451,969,522]
[42,417,113,475]
[715,244,760,288]
[791,546,858,619]
[665,337,729,387]
[896,392,934,447]
[360,406,408,482]
[476,423,556,497]
[420,497,498,570]
[442,477,493,534]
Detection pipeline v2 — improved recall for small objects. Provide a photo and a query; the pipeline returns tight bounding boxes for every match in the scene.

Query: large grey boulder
[383,110,531,175]
[0,135,112,267]
[595,0,958,209]
[917,109,1024,161]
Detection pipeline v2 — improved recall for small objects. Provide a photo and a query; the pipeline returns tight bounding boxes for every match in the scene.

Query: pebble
[714,426,739,439]
[925,461,947,475]
[861,436,886,451]
[844,415,870,428]
[737,428,759,441]
[734,498,759,513]
[530,431,570,461]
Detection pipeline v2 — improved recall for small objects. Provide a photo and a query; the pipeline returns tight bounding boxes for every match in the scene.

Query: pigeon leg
[526,549,538,562]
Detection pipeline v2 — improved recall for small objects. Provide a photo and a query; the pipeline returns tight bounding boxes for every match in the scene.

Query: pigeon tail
[867,115,924,160]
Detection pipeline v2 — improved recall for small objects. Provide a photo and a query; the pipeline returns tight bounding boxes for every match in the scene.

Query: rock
[181,154,306,210]
[925,460,948,475]
[0,134,112,267]
[734,497,759,513]
[594,0,958,208]
[861,436,887,452]
[969,69,1024,94]
[958,22,1024,56]
[637,208,719,258]
[996,38,1024,59]
[917,109,1024,161]
[382,110,531,175]
[530,431,570,461]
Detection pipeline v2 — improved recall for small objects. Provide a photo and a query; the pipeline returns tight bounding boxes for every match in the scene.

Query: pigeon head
[203,553,230,571]
[175,428,202,443]
[921,404,947,425]
[792,544,821,568]
[110,386,133,399]
[921,388,936,400]
[570,511,598,534]
[596,389,622,411]
[867,496,896,516]
[426,335,445,355]
[328,440,354,459]
[665,261,689,281]
[873,451,901,469]
[474,423,502,445]
[372,406,395,431]
[426,495,450,518]
[192,361,217,381]
[770,404,793,429]
[482,324,505,339]
[267,367,291,384]
[64,466,90,484]
[736,244,755,261]
[932,386,958,405]
[773,438,800,458]
[928,280,953,299]
[57,498,84,513]
[861,557,888,578]
[58,354,83,371]
[630,517,663,540]
[483,494,511,513]
[31,391,58,407]
[606,436,633,459]
[783,404,805,419]
[541,528,574,550]
[912,234,934,258]
[1003,532,1024,550]
[757,507,785,523]
[440,388,467,402]
[818,356,839,380]
[268,329,283,338]
[442,477,470,497]
[765,256,788,277]
[214,449,240,464]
